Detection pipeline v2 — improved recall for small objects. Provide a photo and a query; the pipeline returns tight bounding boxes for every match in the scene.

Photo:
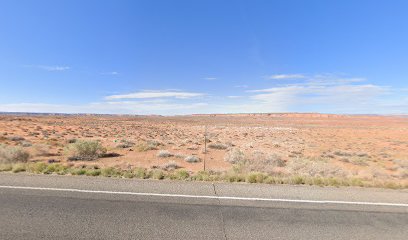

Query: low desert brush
[0,144,30,163]
[65,140,107,161]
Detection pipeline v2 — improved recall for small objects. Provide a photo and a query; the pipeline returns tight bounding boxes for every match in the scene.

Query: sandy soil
[1,113,407,183]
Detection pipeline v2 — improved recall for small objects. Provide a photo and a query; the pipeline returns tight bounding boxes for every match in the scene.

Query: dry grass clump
[185,155,200,163]
[169,169,190,180]
[20,141,32,147]
[224,148,246,164]
[333,151,353,157]
[0,144,30,163]
[389,159,408,179]
[1,161,406,189]
[174,153,186,159]
[136,140,163,152]
[208,143,229,150]
[157,150,174,158]
[246,172,268,183]
[225,149,350,181]
[162,161,180,170]
[349,157,369,166]
[150,169,165,179]
[66,138,77,144]
[224,149,286,174]
[65,140,107,161]
[393,159,408,169]
[116,139,135,148]
[286,158,348,178]
[8,136,25,141]
[249,151,286,168]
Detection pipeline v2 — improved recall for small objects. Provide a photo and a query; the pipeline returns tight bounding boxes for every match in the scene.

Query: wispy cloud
[267,74,305,80]
[203,77,217,80]
[101,71,119,75]
[234,85,249,88]
[37,65,70,71]
[105,90,205,100]
[248,74,392,113]
[1,74,406,115]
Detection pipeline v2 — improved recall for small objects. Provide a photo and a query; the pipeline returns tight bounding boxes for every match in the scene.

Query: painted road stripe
[1,185,407,207]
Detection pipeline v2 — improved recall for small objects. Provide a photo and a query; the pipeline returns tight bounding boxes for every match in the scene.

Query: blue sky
[0,0,407,115]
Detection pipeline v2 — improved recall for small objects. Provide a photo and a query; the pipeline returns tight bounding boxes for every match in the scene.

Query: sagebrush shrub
[116,139,135,148]
[157,150,173,158]
[185,155,200,163]
[65,140,106,161]
[208,143,228,150]
[162,161,180,170]
[0,144,30,163]
[224,148,246,164]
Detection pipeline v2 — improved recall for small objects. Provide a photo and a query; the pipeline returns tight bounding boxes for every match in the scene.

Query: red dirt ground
[1,113,407,183]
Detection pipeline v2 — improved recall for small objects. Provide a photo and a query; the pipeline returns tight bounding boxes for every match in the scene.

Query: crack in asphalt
[213,183,228,240]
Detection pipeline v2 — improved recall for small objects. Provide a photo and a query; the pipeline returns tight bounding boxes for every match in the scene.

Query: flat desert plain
[0,113,407,186]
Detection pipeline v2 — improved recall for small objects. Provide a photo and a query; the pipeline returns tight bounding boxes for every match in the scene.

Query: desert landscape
[0,113,407,188]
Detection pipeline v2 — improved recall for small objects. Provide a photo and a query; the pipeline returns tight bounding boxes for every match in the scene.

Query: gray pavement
[0,173,407,239]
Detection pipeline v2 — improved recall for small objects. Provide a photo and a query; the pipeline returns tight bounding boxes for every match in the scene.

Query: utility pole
[204,125,207,171]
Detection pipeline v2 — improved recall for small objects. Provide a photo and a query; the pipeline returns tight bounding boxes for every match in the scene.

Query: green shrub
[150,169,164,179]
[100,167,122,177]
[349,178,364,187]
[194,171,211,181]
[133,167,146,179]
[246,172,266,183]
[264,176,277,184]
[71,168,87,175]
[123,171,134,178]
[12,163,26,173]
[171,169,190,180]
[42,164,58,174]
[0,163,12,172]
[65,140,106,161]
[0,144,30,163]
[290,176,306,185]
[27,162,47,173]
[85,169,101,176]
[225,173,245,182]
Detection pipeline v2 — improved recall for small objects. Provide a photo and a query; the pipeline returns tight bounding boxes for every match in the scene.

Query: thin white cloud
[37,65,70,71]
[203,77,217,80]
[101,71,119,75]
[105,90,205,100]
[248,81,390,113]
[1,74,406,115]
[234,85,249,88]
[267,74,305,80]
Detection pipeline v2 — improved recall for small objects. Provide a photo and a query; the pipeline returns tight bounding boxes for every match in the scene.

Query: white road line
[1,185,407,207]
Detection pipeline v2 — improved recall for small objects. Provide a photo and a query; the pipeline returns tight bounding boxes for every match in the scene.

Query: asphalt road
[0,173,407,240]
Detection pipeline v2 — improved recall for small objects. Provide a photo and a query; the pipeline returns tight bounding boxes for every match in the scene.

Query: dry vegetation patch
[0,145,30,163]
[65,140,107,161]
